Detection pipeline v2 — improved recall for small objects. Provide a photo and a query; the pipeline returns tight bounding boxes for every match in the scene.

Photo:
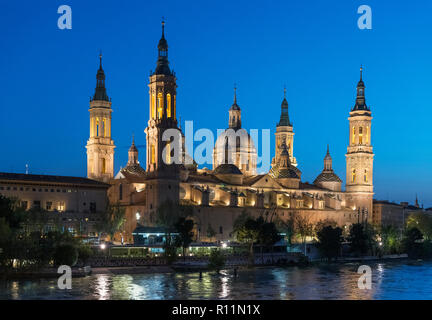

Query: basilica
[86,22,374,243]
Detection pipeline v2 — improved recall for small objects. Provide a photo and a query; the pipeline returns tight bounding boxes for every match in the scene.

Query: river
[1,260,431,300]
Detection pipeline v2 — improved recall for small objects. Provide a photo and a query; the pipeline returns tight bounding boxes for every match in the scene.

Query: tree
[274,214,295,251]
[208,249,226,273]
[316,225,343,261]
[314,219,337,236]
[233,211,260,266]
[257,218,281,264]
[96,203,125,241]
[380,225,402,255]
[347,223,374,256]
[406,213,432,240]
[402,227,423,258]
[174,217,195,262]
[54,244,78,266]
[206,223,217,241]
[294,215,314,255]
[155,199,193,264]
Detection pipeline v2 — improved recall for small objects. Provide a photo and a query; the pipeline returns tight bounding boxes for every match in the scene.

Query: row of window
[351,169,369,183]
[150,93,176,120]
[0,186,76,193]
[20,200,97,213]
[351,125,370,145]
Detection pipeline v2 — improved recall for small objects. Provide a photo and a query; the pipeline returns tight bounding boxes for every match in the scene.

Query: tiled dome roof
[213,163,243,175]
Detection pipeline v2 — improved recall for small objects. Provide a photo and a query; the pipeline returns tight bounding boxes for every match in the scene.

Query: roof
[269,163,301,179]
[0,172,110,188]
[213,164,243,175]
[314,171,342,184]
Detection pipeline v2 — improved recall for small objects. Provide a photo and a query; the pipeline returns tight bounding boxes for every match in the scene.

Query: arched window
[365,126,369,144]
[103,118,107,137]
[151,94,156,119]
[352,169,356,183]
[101,158,106,174]
[96,118,100,137]
[167,93,171,118]
[359,127,363,144]
[364,169,368,183]
[352,126,356,144]
[151,145,155,164]
[157,93,163,119]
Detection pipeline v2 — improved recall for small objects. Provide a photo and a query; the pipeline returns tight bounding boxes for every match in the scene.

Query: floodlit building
[86,22,375,243]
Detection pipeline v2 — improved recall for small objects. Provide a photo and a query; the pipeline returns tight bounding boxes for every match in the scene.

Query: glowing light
[136,212,140,220]
[100,243,106,250]
[221,242,228,249]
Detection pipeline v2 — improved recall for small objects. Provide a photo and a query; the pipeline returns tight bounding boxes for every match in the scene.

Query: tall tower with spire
[144,21,181,213]
[145,20,178,173]
[345,66,374,214]
[272,88,297,167]
[229,85,241,129]
[86,53,115,182]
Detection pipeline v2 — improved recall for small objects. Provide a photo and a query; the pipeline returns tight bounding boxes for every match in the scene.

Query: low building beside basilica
[86,22,375,244]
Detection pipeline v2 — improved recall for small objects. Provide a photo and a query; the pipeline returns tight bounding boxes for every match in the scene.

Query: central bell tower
[144,21,181,214]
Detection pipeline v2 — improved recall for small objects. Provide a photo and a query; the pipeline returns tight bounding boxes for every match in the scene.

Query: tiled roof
[0,172,109,188]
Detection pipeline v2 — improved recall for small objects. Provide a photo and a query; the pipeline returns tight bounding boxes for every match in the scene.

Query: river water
[1,261,431,300]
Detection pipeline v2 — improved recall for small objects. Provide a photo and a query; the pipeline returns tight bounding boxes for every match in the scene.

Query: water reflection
[1,261,432,300]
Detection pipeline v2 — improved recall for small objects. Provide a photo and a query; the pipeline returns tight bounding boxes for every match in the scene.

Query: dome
[313,172,342,184]
[213,163,243,175]
[121,163,146,176]
[213,128,257,176]
[269,163,301,179]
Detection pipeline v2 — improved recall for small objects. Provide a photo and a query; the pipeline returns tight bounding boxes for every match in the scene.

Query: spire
[278,87,292,127]
[233,84,237,105]
[154,19,171,75]
[229,85,241,129]
[93,52,109,102]
[128,134,138,165]
[353,65,369,111]
[324,145,333,171]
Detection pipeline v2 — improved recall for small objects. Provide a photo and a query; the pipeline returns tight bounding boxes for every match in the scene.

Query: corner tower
[86,54,115,182]
[345,66,374,213]
[272,88,297,167]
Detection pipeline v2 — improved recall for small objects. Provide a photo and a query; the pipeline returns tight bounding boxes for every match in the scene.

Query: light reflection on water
[1,261,432,300]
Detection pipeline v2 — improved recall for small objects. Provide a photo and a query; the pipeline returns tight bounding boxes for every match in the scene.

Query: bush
[208,249,226,273]
[77,245,93,264]
[54,244,78,266]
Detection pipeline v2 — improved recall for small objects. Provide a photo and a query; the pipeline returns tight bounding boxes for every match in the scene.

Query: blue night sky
[0,0,431,207]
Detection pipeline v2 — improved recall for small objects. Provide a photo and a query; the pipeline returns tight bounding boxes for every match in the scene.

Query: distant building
[0,172,109,238]
[373,199,425,229]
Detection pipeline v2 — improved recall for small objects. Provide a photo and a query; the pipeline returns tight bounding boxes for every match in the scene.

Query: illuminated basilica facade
[86,23,374,243]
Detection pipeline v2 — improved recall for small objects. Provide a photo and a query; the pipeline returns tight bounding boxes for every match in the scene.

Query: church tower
[272,88,297,167]
[145,20,179,173]
[144,21,180,212]
[345,66,374,214]
[86,54,115,182]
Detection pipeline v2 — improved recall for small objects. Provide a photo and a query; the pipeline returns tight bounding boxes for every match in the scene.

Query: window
[167,93,171,118]
[165,142,171,164]
[352,127,355,144]
[90,202,96,213]
[46,201,52,211]
[151,94,156,119]
[157,92,163,119]
[96,118,100,136]
[364,169,368,183]
[151,145,155,164]
[33,201,41,210]
[365,126,369,144]
[359,127,363,144]
[319,201,325,209]
[352,169,356,183]
[101,158,106,174]
[21,201,28,209]
[58,201,65,212]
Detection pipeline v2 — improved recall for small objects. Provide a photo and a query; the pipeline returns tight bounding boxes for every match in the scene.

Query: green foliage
[316,225,343,261]
[347,223,371,255]
[208,249,226,273]
[380,225,402,254]
[314,219,338,236]
[233,211,259,266]
[274,214,295,248]
[0,195,27,232]
[174,217,195,261]
[402,227,423,258]
[54,244,78,266]
[406,213,432,240]
[206,223,216,239]
[77,245,93,264]
[96,203,125,240]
